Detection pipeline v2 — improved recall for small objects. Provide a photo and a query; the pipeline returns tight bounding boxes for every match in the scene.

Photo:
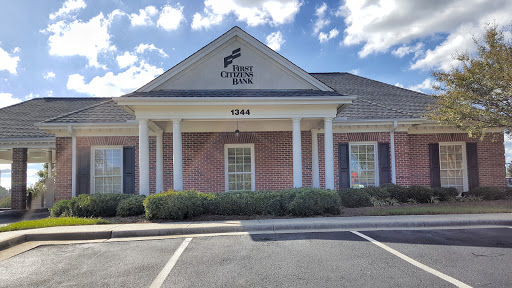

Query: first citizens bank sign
[221,48,254,85]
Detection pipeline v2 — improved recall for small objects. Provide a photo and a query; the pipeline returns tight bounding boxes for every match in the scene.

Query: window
[349,143,379,188]
[92,147,122,194]
[225,144,255,192]
[439,143,467,192]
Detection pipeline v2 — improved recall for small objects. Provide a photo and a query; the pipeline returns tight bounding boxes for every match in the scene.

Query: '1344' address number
[231,109,250,115]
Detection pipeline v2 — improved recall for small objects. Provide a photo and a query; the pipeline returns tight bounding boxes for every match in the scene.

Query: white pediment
[137,27,332,92]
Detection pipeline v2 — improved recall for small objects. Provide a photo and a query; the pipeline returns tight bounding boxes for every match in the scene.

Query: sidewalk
[1,213,512,251]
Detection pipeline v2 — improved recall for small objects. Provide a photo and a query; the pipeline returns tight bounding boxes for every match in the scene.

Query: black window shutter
[338,143,350,189]
[378,143,391,185]
[466,142,479,191]
[123,147,136,194]
[429,143,441,187]
[77,147,90,195]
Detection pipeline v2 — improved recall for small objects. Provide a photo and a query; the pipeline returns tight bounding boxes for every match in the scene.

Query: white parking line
[150,237,193,288]
[351,231,472,288]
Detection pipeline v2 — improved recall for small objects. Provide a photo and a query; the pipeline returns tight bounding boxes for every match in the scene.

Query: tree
[430,24,512,138]
[27,163,50,199]
[507,164,512,177]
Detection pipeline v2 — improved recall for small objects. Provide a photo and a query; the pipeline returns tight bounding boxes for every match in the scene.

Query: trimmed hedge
[144,190,212,220]
[468,187,506,200]
[432,187,459,201]
[51,194,135,217]
[143,188,341,220]
[117,195,146,217]
[407,186,434,203]
[339,188,372,208]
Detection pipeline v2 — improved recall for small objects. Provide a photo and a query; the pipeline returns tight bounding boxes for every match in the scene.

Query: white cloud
[0,46,20,74]
[392,42,424,58]
[0,93,21,108]
[43,71,56,80]
[319,28,339,43]
[339,0,512,71]
[67,61,164,97]
[135,43,168,57]
[25,92,40,100]
[116,52,138,68]
[313,3,330,34]
[43,11,123,68]
[157,4,184,31]
[407,78,438,93]
[395,82,404,88]
[350,68,360,75]
[191,0,301,30]
[49,0,86,20]
[129,6,158,26]
[266,31,285,51]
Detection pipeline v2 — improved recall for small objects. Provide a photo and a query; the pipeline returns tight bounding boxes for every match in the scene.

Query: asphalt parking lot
[0,227,511,288]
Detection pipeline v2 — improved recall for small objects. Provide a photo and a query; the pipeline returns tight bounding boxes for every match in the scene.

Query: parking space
[0,227,511,287]
[363,228,512,288]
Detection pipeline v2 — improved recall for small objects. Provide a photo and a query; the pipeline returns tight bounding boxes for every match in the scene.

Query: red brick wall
[55,138,72,201]
[53,131,506,199]
[55,136,143,200]
[11,148,27,209]
[395,133,506,188]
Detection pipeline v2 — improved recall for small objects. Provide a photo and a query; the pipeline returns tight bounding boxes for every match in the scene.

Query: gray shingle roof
[123,89,346,98]
[43,99,135,123]
[0,98,109,139]
[311,73,436,120]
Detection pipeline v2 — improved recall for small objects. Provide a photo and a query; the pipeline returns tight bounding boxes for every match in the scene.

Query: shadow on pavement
[249,228,512,249]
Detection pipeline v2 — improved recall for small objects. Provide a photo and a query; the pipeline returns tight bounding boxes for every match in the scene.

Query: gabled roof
[136,26,333,92]
[123,89,345,98]
[311,73,436,120]
[0,98,108,139]
[42,99,135,124]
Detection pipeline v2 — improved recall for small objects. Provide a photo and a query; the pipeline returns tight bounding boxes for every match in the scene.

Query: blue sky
[0,0,511,188]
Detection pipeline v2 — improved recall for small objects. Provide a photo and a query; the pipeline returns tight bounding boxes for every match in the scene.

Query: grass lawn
[0,217,111,233]
[365,205,512,216]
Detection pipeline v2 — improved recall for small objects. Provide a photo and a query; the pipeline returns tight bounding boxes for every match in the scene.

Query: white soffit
[137,27,333,92]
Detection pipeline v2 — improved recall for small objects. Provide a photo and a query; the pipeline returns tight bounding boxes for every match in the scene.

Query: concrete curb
[1,216,512,252]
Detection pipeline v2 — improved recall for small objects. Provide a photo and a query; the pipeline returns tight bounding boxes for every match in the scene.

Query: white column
[173,119,183,191]
[139,119,150,196]
[311,129,320,188]
[47,150,53,178]
[71,135,76,197]
[292,118,302,188]
[156,132,164,193]
[324,117,335,189]
[390,121,397,184]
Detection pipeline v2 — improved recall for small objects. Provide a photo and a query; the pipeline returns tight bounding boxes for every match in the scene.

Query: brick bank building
[0,27,506,210]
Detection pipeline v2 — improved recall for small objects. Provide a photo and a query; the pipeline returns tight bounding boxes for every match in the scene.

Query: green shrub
[407,186,434,203]
[208,190,284,216]
[51,193,135,217]
[339,188,372,208]
[286,189,341,216]
[144,190,213,220]
[117,195,146,217]
[468,187,506,200]
[381,184,409,202]
[363,186,390,199]
[0,196,11,209]
[50,199,72,217]
[432,187,459,201]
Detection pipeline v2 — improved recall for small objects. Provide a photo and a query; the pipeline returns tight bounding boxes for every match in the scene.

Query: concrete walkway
[1,213,512,252]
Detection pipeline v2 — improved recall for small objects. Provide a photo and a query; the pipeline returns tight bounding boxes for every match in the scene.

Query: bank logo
[224,48,241,68]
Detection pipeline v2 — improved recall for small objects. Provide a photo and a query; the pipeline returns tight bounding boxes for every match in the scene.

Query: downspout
[69,125,77,197]
[390,121,398,184]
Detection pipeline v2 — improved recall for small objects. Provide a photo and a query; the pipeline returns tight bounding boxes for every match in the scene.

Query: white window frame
[439,142,469,192]
[224,143,255,192]
[90,146,123,194]
[349,142,379,188]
